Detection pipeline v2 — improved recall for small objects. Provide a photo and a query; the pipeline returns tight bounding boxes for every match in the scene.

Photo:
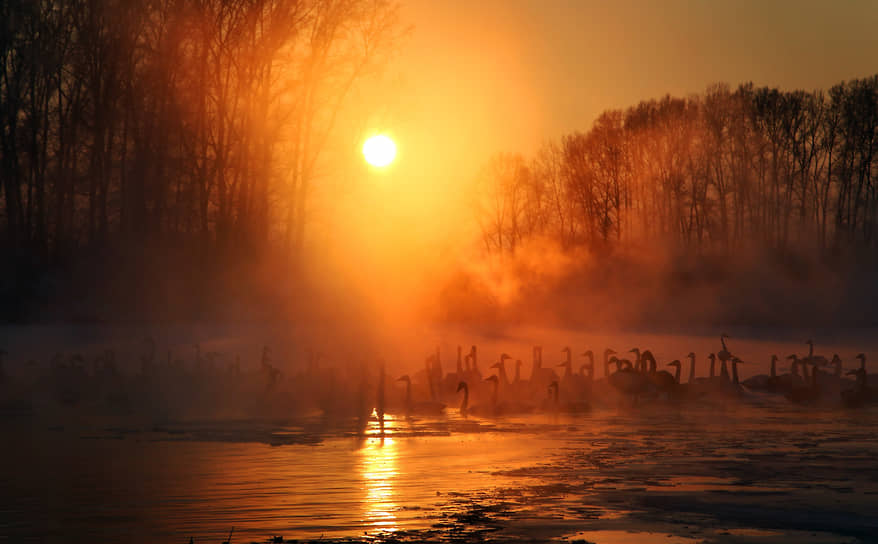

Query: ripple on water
[561,530,701,543]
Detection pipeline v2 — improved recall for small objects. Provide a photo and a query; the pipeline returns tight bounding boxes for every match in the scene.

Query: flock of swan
[389,335,877,417]
[0,335,875,422]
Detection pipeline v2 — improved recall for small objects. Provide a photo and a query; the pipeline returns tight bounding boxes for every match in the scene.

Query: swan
[830,354,843,377]
[666,360,700,400]
[786,362,821,404]
[559,347,574,379]
[440,346,465,395]
[490,353,513,387]
[629,347,643,372]
[728,356,746,393]
[641,350,658,375]
[648,357,677,396]
[685,352,697,384]
[629,348,657,374]
[579,351,595,384]
[855,353,878,387]
[424,355,438,401]
[804,339,830,367]
[456,380,477,416]
[707,353,717,380]
[397,375,446,415]
[718,333,733,364]
[529,346,558,390]
[546,380,590,413]
[557,348,589,397]
[743,355,778,391]
[483,375,534,416]
[841,368,875,408]
[771,355,806,394]
[666,359,682,384]
[608,357,651,402]
[468,345,482,381]
[582,350,595,374]
[601,348,617,378]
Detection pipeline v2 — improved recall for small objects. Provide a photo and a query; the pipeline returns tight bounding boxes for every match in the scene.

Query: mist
[3,2,878,543]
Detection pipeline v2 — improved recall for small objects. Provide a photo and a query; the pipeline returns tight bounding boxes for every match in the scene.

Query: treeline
[476,77,878,256]
[0,0,400,264]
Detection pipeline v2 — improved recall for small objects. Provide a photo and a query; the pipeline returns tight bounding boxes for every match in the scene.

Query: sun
[363,134,397,167]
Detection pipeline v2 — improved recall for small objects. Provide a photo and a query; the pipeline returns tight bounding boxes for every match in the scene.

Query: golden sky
[324,0,878,327]
[392,0,878,179]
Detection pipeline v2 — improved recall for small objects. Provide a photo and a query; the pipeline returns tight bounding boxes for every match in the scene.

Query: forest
[456,78,878,329]
[2,2,877,327]
[474,79,878,257]
[0,0,402,321]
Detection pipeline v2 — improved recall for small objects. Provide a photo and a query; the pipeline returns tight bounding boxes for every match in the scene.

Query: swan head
[786,354,798,361]
[667,360,681,367]
[687,352,695,359]
[771,354,779,362]
[831,354,842,364]
[561,346,571,354]
[500,353,512,363]
[581,350,593,358]
[485,375,499,384]
[708,353,716,362]
[515,359,523,368]
[456,381,468,393]
[397,375,411,383]
[604,348,616,357]
[856,353,866,361]
[805,339,813,346]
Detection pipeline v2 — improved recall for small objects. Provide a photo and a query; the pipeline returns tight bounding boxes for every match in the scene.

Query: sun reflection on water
[359,414,400,534]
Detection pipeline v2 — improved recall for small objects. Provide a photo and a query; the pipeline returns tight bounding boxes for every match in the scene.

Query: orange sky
[390,0,878,182]
[318,0,878,329]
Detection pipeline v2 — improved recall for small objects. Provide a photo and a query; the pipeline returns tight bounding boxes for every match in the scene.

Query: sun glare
[363,134,397,167]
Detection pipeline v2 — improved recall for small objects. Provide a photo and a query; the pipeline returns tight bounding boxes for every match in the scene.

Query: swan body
[398,375,446,415]
[786,363,820,404]
[546,381,590,413]
[742,355,778,391]
[608,357,652,400]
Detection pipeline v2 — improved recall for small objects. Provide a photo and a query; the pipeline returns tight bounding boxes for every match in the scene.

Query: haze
[2,2,878,541]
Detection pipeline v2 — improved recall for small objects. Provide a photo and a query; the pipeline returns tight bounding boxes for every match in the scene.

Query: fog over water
[2,1,878,543]
[2,322,878,543]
